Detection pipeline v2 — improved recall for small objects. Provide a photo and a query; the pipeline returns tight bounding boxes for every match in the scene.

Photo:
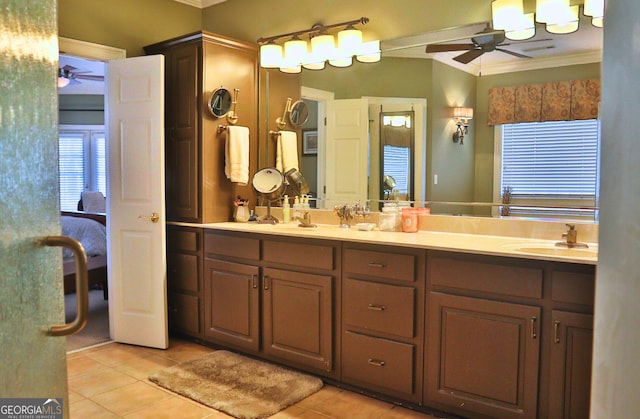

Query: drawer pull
[263,275,270,291]
[368,262,386,268]
[367,304,386,311]
[367,358,386,367]
[530,316,538,339]
[252,274,257,289]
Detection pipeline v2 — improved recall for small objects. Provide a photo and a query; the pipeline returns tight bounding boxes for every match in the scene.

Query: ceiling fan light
[536,0,569,24]
[505,13,536,40]
[260,42,283,68]
[57,76,70,88]
[492,0,524,31]
[545,5,579,34]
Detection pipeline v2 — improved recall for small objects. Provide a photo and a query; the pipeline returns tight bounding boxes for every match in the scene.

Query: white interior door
[324,98,369,206]
[106,55,167,349]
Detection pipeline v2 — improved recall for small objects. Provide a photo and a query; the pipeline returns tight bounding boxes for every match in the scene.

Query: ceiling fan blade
[495,48,532,59]
[426,43,476,53]
[62,65,77,72]
[500,38,553,47]
[453,49,485,64]
[75,74,104,81]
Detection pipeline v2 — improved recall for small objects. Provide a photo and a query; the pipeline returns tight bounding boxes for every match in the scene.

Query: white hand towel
[276,130,299,174]
[225,125,250,185]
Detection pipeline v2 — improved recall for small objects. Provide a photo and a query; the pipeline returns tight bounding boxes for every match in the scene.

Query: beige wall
[58,0,201,57]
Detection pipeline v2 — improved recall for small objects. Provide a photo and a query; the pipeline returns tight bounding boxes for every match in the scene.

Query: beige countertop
[169,221,598,265]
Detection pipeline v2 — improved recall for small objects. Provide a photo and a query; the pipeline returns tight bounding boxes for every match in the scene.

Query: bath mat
[149,350,323,419]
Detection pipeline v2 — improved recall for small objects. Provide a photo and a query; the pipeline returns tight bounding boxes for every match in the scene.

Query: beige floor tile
[84,344,155,367]
[67,389,85,404]
[70,398,120,418]
[112,353,178,380]
[69,367,138,398]
[157,341,216,363]
[307,390,393,419]
[67,353,112,378]
[90,381,173,416]
[293,385,344,410]
[121,395,216,419]
[380,405,442,419]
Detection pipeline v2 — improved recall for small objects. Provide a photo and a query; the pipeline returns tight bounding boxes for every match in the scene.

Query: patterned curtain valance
[488,78,600,126]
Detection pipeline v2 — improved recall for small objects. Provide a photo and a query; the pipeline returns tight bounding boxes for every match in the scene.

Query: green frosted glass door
[0,1,69,417]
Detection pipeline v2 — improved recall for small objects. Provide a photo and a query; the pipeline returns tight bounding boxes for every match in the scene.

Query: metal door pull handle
[368,262,385,268]
[45,236,89,336]
[367,304,385,311]
[139,212,160,223]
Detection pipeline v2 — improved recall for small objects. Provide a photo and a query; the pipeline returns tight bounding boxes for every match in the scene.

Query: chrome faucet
[556,224,589,248]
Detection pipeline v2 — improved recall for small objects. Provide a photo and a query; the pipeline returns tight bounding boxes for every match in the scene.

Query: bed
[61,211,108,299]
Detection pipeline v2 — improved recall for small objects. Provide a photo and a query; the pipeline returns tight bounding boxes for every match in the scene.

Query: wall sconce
[452,107,473,145]
[257,17,380,74]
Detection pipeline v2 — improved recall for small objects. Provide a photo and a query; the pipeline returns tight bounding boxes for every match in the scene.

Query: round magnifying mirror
[252,168,285,201]
[288,99,309,127]
[208,87,232,118]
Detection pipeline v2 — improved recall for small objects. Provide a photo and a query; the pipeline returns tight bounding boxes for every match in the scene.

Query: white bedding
[61,216,107,259]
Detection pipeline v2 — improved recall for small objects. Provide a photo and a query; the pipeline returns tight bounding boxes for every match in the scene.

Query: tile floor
[67,338,446,419]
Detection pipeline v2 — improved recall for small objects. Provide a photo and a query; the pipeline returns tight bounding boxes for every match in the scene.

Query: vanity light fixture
[491,0,602,40]
[257,17,380,74]
[452,107,473,145]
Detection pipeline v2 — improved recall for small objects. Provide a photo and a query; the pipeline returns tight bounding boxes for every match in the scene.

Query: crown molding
[173,0,226,8]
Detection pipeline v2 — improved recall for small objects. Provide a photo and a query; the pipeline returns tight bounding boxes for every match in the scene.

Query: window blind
[501,119,599,199]
[58,133,86,211]
[383,145,410,195]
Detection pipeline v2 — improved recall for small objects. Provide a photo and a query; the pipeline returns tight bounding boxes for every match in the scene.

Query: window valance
[487,79,600,126]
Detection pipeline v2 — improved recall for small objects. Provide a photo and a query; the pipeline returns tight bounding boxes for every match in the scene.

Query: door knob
[139,212,160,223]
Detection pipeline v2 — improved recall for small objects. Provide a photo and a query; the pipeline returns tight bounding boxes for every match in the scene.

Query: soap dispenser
[293,196,301,219]
[282,195,291,223]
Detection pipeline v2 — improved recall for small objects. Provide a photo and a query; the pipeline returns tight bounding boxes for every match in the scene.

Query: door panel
[0,1,68,412]
[107,55,168,349]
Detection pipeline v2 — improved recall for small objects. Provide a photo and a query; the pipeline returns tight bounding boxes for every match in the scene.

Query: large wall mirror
[262,18,602,218]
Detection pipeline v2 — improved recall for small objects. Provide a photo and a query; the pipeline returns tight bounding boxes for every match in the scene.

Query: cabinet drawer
[168,292,200,336]
[429,254,543,299]
[167,228,200,252]
[551,269,595,307]
[263,239,334,270]
[342,331,415,396]
[204,232,260,260]
[344,248,415,282]
[343,278,415,338]
[167,252,199,293]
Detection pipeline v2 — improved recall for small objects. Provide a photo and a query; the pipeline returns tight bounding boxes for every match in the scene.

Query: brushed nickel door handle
[367,358,386,367]
[45,235,89,336]
[138,212,160,223]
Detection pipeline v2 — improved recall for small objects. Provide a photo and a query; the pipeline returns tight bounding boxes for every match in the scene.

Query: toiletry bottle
[293,196,301,219]
[282,195,291,223]
[302,195,310,210]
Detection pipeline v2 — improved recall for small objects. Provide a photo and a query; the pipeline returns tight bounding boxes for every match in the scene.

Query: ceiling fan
[425,26,548,64]
[57,65,104,87]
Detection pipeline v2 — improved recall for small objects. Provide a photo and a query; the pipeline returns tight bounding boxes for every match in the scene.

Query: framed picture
[302,129,318,155]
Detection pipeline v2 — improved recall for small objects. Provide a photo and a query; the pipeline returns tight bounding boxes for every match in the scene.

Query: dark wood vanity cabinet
[202,230,340,379]
[425,251,595,419]
[166,225,203,338]
[341,244,425,404]
[144,32,258,224]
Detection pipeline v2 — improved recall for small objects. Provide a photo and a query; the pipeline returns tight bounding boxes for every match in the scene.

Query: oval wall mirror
[288,99,309,127]
[208,87,233,118]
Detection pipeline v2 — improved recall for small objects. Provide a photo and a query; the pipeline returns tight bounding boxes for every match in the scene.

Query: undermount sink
[514,246,598,258]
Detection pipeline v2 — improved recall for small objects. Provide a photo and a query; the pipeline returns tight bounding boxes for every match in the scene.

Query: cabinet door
[204,259,259,352]
[549,310,593,419]
[426,292,541,419]
[262,268,333,372]
[165,43,199,221]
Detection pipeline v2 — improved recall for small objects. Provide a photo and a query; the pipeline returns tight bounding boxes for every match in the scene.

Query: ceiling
[58,12,603,95]
[382,17,602,76]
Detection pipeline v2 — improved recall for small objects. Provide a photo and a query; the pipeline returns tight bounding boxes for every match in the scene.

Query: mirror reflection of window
[380,111,414,202]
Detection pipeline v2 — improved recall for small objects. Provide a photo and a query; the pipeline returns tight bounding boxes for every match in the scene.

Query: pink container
[401,208,419,233]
